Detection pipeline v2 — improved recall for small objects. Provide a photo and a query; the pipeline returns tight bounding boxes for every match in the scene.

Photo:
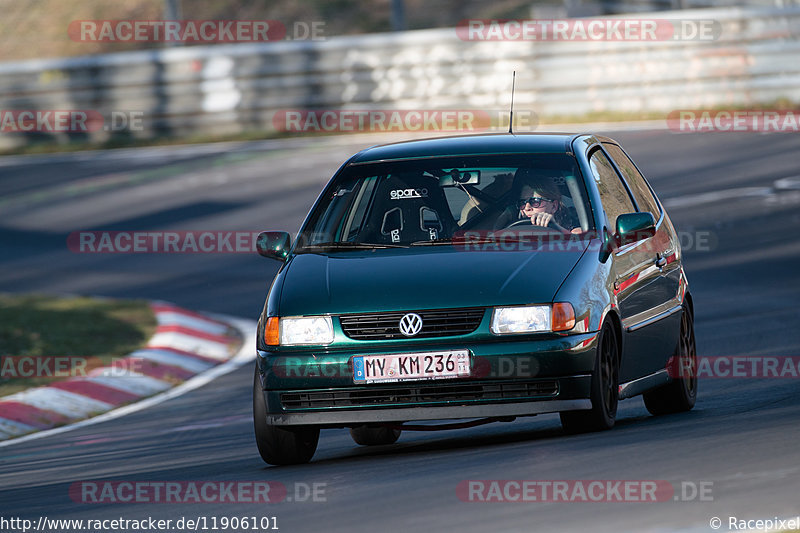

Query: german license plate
[353,350,470,384]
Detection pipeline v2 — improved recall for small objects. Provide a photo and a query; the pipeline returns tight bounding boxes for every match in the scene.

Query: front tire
[643,305,698,415]
[253,367,319,465]
[561,322,619,434]
[349,425,402,446]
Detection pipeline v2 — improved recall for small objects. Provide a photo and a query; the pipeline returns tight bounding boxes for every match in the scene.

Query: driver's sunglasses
[517,196,556,208]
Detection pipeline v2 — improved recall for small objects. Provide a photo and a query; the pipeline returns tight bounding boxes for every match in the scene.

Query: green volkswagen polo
[253,133,697,465]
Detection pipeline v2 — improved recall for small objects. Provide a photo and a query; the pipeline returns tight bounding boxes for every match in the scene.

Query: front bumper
[265,398,591,425]
[257,332,599,426]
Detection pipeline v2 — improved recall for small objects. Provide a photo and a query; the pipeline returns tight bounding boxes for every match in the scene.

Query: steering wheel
[507,219,551,229]
[507,218,571,233]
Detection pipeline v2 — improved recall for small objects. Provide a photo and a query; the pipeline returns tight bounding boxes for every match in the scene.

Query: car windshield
[296,154,594,250]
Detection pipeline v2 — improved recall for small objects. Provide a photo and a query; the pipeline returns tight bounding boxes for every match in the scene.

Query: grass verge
[0,294,157,397]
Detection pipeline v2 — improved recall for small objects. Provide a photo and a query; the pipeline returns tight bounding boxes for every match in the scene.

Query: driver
[494,173,579,233]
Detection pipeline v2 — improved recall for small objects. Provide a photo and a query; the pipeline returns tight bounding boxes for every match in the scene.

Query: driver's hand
[530,212,554,227]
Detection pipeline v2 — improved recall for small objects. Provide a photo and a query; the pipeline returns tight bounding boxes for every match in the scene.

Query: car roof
[348,132,617,164]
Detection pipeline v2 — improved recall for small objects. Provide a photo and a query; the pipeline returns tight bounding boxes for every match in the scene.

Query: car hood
[277,244,589,316]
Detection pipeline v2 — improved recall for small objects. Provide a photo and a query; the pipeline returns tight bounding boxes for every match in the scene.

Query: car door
[586,147,672,383]
[603,143,682,375]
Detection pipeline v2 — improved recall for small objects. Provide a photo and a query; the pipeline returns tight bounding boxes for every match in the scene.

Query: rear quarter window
[603,143,661,218]
[588,149,635,231]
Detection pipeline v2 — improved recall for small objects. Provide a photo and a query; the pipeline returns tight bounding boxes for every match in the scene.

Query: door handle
[655,254,667,268]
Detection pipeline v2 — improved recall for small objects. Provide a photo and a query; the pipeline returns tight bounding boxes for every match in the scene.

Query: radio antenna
[508,71,516,134]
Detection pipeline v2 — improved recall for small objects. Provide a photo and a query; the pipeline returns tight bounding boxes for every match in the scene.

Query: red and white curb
[0,302,253,442]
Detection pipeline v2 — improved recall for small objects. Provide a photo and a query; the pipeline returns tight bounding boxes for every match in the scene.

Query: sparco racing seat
[361,172,454,244]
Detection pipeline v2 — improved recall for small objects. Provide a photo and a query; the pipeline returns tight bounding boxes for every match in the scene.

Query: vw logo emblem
[398,313,423,337]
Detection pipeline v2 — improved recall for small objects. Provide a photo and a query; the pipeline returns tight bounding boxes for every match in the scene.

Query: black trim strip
[626,304,682,333]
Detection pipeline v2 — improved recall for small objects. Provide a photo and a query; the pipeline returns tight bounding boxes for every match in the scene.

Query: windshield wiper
[301,241,406,250]
[410,236,539,246]
[412,235,548,247]
[409,239,457,246]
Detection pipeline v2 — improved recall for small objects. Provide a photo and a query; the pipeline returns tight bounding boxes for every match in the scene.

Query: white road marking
[773,175,800,190]
[661,175,800,209]
[662,186,772,209]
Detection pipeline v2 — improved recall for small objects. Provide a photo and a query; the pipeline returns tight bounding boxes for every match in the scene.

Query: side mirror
[616,212,656,246]
[256,231,291,261]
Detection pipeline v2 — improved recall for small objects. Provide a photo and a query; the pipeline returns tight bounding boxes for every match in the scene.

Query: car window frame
[297,153,596,246]
[341,175,379,241]
[586,146,637,233]
[601,142,664,223]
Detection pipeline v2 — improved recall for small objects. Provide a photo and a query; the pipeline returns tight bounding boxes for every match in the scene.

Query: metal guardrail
[0,6,798,148]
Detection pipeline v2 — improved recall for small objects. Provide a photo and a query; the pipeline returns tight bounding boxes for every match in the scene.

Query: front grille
[280,380,558,409]
[339,307,485,340]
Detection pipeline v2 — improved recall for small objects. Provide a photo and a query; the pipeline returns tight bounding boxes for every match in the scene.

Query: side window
[603,143,661,218]
[588,149,635,231]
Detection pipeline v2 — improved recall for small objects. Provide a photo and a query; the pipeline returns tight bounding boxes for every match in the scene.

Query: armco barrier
[0,6,798,148]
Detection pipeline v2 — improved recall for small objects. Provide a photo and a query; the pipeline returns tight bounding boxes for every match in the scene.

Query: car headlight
[265,316,334,346]
[491,306,551,334]
[491,303,575,334]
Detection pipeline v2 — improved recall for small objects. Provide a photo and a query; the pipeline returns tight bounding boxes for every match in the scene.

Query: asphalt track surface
[1,130,799,532]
